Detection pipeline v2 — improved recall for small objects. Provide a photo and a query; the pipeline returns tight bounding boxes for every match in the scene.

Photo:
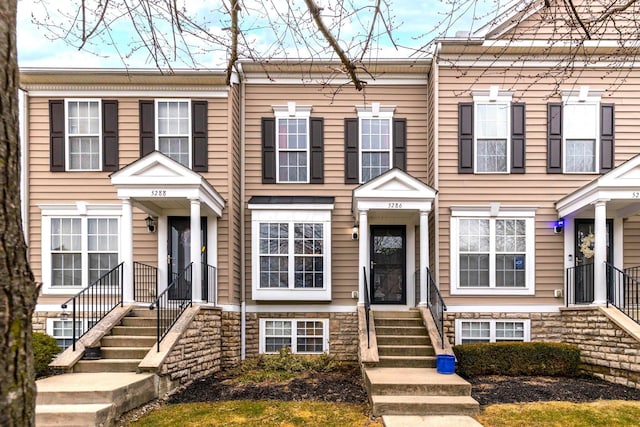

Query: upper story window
[458,88,526,175]
[344,103,406,184]
[547,87,615,175]
[249,197,333,301]
[450,205,535,296]
[49,99,119,172]
[262,103,324,184]
[41,204,121,294]
[139,99,209,172]
[156,100,191,167]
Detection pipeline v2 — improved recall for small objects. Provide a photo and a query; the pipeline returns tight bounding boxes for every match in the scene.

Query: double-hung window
[66,100,101,170]
[46,318,83,350]
[250,203,332,301]
[260,319,329,354]
[360,117,392,182]
[277,117,309,182]
[455,319,530,344]
[563,100,599,173]
[475,102,509,173]
[42,205,121,294]
[156,100,191,167]
[450,207,535,295]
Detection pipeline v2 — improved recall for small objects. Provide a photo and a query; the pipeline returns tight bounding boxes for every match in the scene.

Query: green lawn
[125,401,383,427]
[477,400,640,427]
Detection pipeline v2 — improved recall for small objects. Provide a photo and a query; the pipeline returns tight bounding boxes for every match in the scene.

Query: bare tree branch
[566,0,592,40]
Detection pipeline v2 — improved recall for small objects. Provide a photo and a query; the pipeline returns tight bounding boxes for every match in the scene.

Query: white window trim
[251,208,332,301]
[472,91,512,174]
[561,90,601,174]
[273,103,312,184]
[259,318,329,354]
[356,103,395,183]
[155,99,192,168]
[454,319,531,345]
[40,203,122,295]
[450,206,535,295]
[45,317,88,349]
[65,99,102,172]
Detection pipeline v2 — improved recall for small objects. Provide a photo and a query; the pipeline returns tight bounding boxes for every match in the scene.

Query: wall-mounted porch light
[60,304,68,320]
[554,218,565,234]
[145,216,157,233]
[351,224,359,240]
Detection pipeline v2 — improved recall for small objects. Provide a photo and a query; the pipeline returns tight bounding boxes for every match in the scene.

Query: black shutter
[600,103,615,174]
[309,117,324,183]
[192,100,208,172]
[510,102,526,174]
[139,100,155,157]
[49,100,65,172]
[344,118,359,183]
[392,118,407,171]
[261,117,276,183]
[102,100,119,171]
[458,103,473,174]
[547,103,563,173]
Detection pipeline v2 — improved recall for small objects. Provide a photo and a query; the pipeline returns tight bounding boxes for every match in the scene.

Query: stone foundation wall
[561,307,640,388]
[221,311,241,369]
[244,311,358,361]
[159,307,222,386]
[443,311,564,346]
[32,311,60,334]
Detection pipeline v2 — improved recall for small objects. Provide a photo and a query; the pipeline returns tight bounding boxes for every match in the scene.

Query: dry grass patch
[477,400,640,427]
[126,401,382,427]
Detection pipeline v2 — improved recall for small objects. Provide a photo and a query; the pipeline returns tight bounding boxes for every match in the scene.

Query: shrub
[235,347,342,382]
[33,332,60,378]
[453,342,581,377]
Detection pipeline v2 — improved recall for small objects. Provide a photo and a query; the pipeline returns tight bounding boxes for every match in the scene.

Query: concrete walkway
[383,415,483,427]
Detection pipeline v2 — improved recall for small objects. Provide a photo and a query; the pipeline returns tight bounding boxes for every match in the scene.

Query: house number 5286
[633,192,640,199]
[388,202,402,208]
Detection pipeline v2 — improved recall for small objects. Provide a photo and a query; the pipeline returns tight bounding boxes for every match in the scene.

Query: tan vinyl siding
[27,94,234,301]
[436,64,640,305]
[243,83,429,306]
[226,84,243,304]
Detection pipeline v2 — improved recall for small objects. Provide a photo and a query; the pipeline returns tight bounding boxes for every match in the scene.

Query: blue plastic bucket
[436,354,456,374]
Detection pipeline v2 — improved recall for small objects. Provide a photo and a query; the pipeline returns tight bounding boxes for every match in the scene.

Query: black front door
[168,217,207,299]
[370,225,406,304]
[574,219,613,303]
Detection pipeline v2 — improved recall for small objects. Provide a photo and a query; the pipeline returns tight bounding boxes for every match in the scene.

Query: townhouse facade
[21,0,640,387]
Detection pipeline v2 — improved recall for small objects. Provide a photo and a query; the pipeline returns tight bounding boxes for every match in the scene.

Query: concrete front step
[120,317,157,327]
[365,368,471,397]
[101,335,156,347]
[372,395,479,416]
[373,311,421,319]
[110,326,157,336]
[378,344,435,357]
[129,308,157,318]
[375,325,428,336]
[101,346,150,359]
[36,403,114,427]
[378,355,436,368]
[374,318,424,327]
[377,335,431,346]
[74,359,142,373]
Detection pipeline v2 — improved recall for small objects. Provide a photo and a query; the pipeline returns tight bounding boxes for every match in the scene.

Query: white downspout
[433,44,441,284]
[239,68,247,360]
[19,89,29,246]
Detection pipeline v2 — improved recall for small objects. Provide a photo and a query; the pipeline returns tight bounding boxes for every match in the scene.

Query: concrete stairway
[36,308,160,426]
[74,308,156,374]
[365,310,479,416]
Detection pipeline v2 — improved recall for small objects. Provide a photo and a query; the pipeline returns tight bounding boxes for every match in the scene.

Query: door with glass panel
[370,225,406,304]
[168,217,207,299]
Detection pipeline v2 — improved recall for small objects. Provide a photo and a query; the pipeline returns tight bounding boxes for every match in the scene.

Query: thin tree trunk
[0,0,38,425]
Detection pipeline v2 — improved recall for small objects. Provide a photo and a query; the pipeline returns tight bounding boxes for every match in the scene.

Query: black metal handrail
[202,263,217,304]
[566,262,594,305]
[149,263,193,351]
[363,266,371,349]
[607,262,640,324]
[426,267,447,349]
[414,269,420,307]
[134,262,158,303]
[624,265,640,283]
[61,262,124,351]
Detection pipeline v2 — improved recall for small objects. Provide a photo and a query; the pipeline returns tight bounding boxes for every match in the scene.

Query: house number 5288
[388,202,402,208]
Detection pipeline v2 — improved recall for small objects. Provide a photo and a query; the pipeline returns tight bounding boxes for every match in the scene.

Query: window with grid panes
[360,117,391,182]
[277,117,308,182]
[157,100,190,167]
[67,100,101,170]
[261,319,327,354]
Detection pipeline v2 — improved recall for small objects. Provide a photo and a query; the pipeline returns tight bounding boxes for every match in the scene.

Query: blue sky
[17,0,505,69]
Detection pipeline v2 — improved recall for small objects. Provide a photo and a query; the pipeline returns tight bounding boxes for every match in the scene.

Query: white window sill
[253,288,331,301]
[450,287,534,296]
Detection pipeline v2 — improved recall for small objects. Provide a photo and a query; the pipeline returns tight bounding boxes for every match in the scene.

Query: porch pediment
[110,151,224,217]
[352,168,437,212]
[557,154,640,218]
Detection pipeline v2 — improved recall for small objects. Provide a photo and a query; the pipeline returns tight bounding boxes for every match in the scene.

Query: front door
[574,219,613,303]
[370,225,406,304]
[168,217,207,298]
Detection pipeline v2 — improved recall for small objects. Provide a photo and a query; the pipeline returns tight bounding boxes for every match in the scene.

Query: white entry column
[358,209,369,306]
[121,198,134,303]
[593,199,608,305]
[190,199,202,302]
[419,210,429,307]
